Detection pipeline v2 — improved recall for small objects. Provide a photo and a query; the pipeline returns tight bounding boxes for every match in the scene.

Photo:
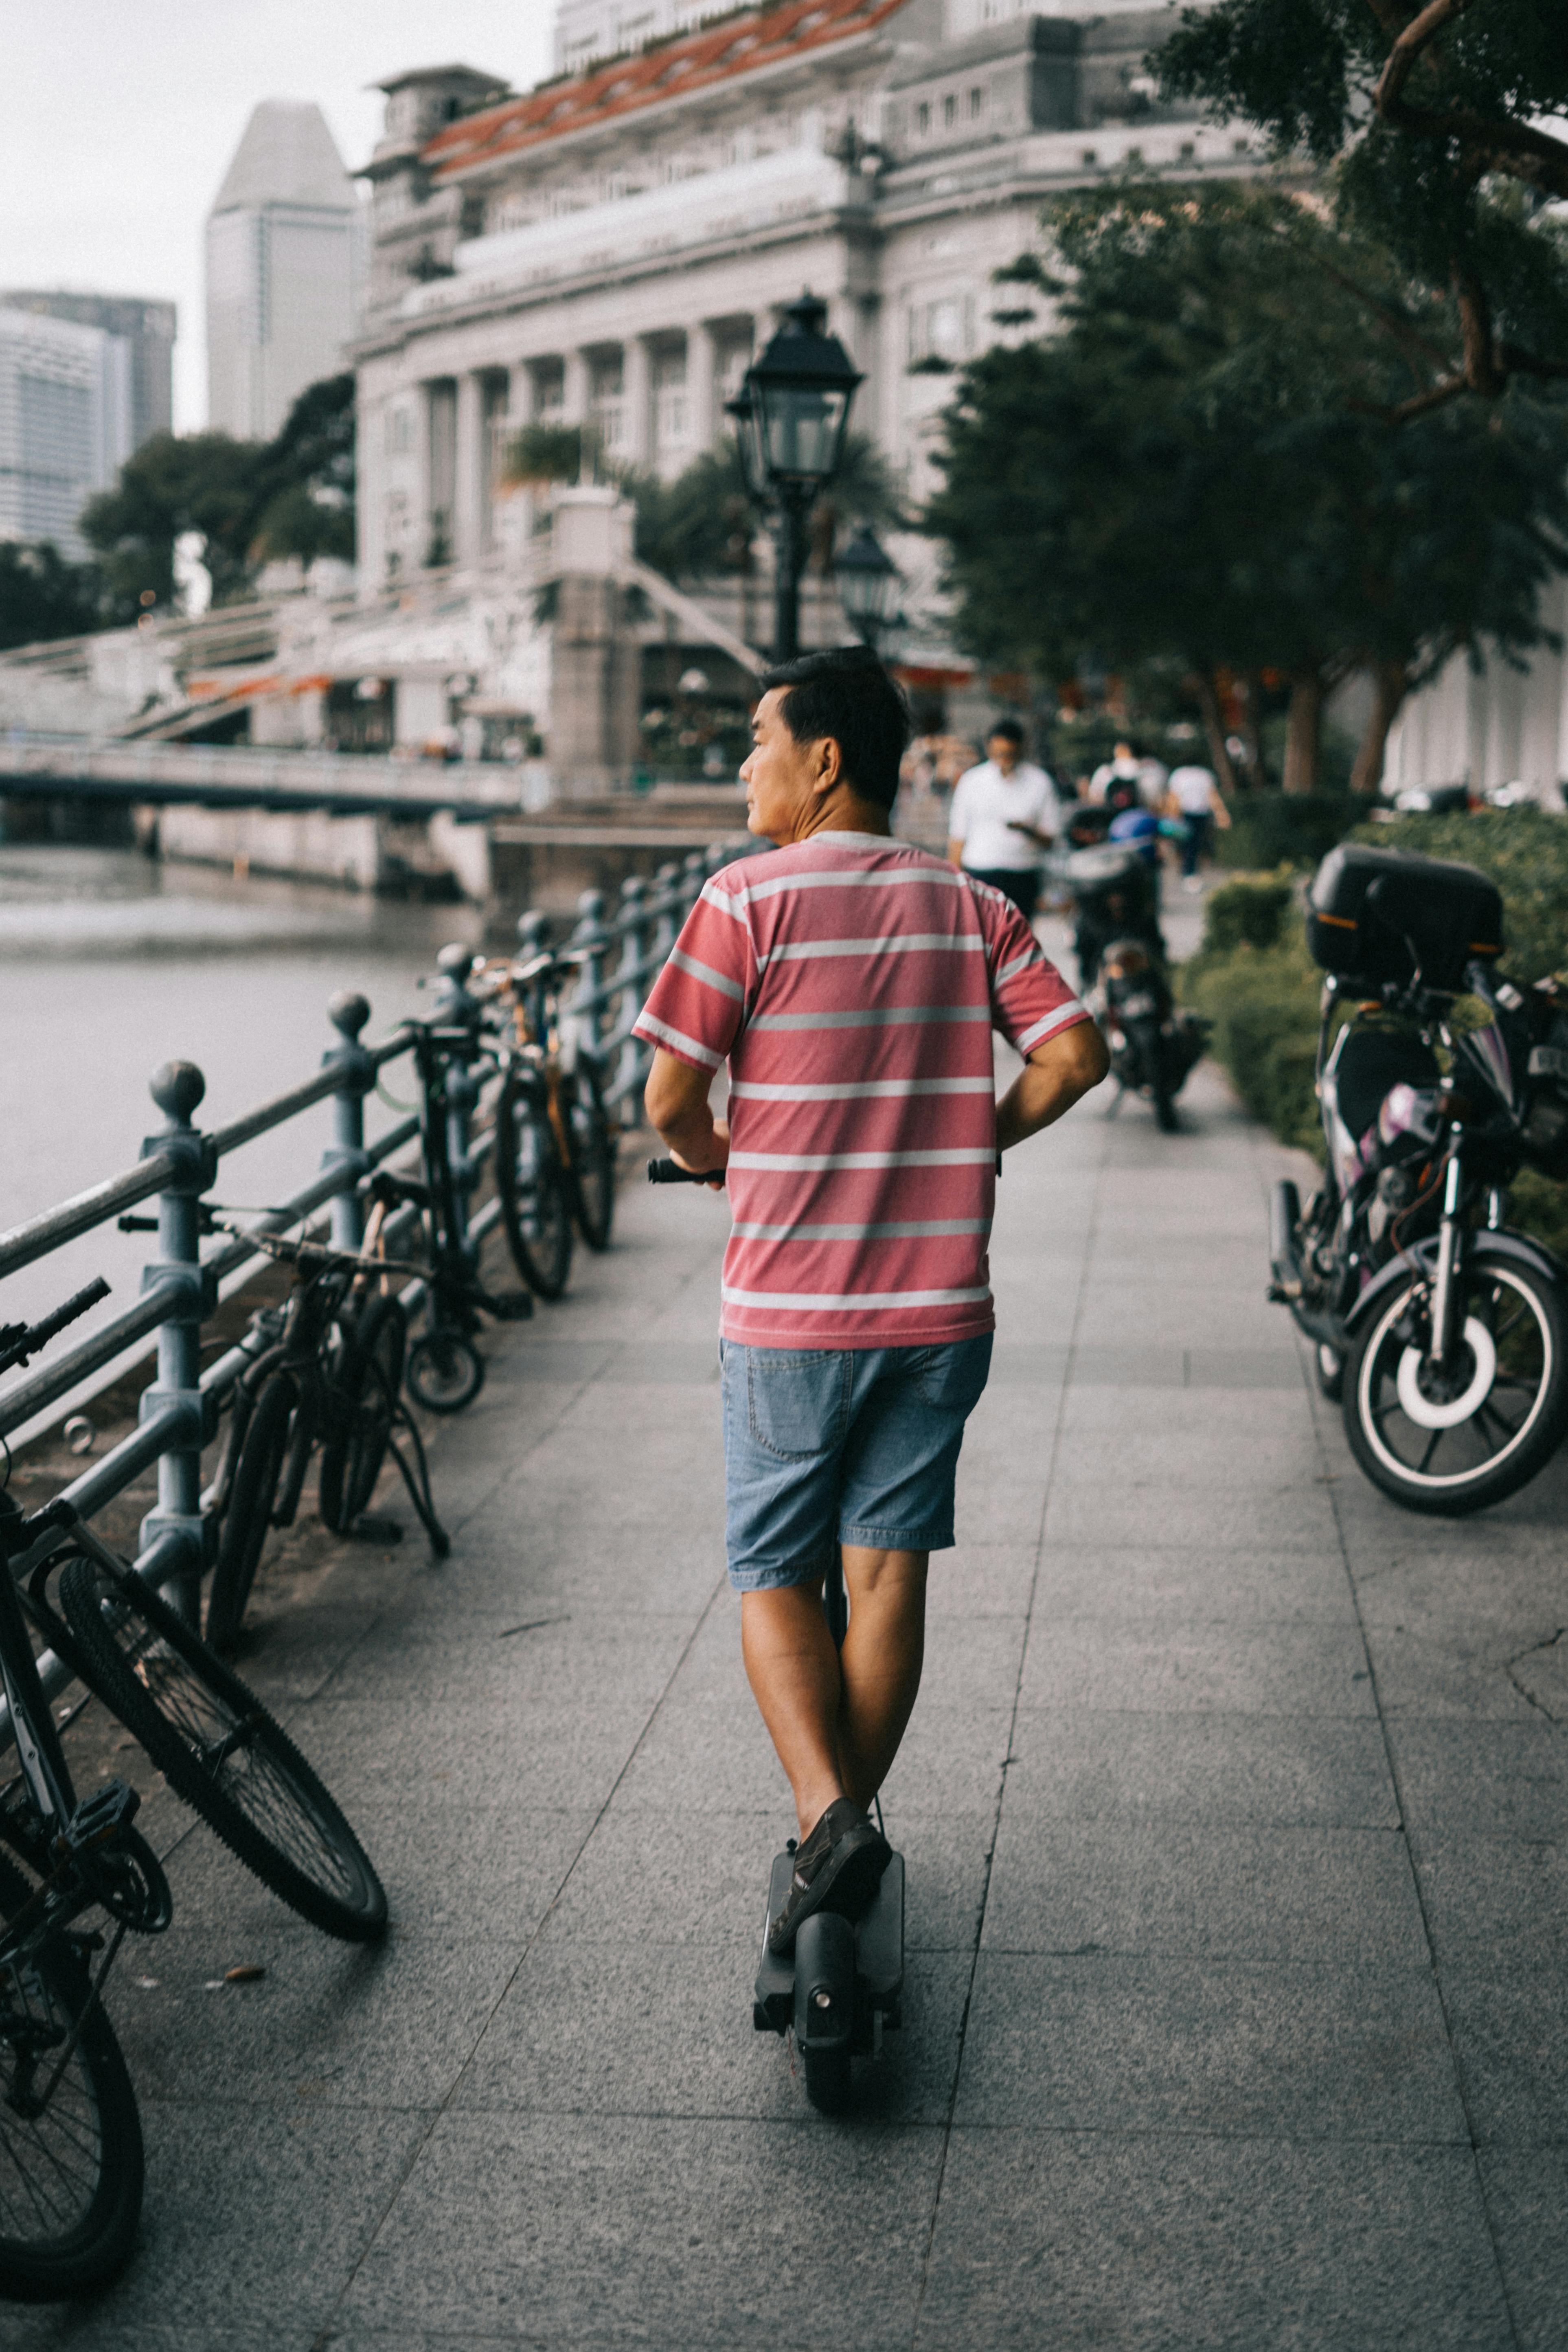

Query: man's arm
[644,1048,730,1185]
[995,1018,1109,1152]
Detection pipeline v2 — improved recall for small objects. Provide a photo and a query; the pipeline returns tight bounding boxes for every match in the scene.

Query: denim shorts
[719,1335,993,1592]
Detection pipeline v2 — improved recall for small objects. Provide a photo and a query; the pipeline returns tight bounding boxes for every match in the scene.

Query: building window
[969,86,985,118]
[943,93,956,127]
[917,102,930,134]
[653,347,690,453]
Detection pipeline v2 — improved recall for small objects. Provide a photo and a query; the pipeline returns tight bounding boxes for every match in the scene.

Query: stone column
[454,371,485,567]
[687,321,717,452]
[563,350,591,425]
[621,336,651,468]
[508,360,536,428]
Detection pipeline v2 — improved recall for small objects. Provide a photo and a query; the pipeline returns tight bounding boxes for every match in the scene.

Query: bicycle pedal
[489,1290,534,1322]
[61,1778,141,1854]
[349,1514,403,1545]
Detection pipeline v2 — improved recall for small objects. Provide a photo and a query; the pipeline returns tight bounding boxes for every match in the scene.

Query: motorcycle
[1097,934,1210,1132]
[1269,841,1568,1516]
[1063,839,1164,992]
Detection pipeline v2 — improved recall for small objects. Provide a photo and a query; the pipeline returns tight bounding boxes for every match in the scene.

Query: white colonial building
[351,0,1248,597]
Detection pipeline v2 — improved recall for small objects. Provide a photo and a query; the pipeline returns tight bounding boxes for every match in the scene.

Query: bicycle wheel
[405,1326,484,1414]
[566,1063,616,1251]
[496,1073,573,1299]
[0,1856,144,2302]
[206,1371,295,1651]
[58,1557,387,1944]
[318,1296,406,1533]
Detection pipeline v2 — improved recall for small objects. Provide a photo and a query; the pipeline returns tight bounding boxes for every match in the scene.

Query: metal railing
[0,838,732,1736]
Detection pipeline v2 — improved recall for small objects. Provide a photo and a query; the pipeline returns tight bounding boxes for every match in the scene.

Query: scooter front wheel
[1342,1248,1568,1515]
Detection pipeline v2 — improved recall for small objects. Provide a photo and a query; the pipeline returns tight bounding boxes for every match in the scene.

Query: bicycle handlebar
[647,1158,726,1188]
[0,1275,112,1377]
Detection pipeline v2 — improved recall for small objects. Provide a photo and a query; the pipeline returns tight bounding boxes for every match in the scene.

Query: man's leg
[836,1545,928,1808]
[741,1545,928,1837]
[741,1578,843,1841]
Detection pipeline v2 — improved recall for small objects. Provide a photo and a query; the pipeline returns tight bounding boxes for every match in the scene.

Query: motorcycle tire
[1342,1244,1568,1516]
[1314,1342,1345,1404]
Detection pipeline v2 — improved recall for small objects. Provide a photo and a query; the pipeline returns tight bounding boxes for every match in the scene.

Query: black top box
[1307,844,1504,992]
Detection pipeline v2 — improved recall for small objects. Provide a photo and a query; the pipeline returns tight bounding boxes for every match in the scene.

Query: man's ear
[811,735,844,799]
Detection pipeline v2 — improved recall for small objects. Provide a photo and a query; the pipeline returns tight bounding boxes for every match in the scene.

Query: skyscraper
[206,99,359,443]
[0,293,174,454]
[0,307,132,557]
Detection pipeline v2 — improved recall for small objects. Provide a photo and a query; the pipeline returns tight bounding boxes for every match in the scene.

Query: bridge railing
[0,838,731,1742]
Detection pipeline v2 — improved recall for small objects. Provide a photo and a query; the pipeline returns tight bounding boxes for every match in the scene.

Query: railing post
[517,907,550,1043]
[650,861,681,974]
[681,848,708,917]
[614,875,649,1125]
[567,888,608,1064]
[138,1060,218,1624]
[322,991,373,1251]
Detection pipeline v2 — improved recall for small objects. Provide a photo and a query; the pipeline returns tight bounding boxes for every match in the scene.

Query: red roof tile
[421,0,908,179]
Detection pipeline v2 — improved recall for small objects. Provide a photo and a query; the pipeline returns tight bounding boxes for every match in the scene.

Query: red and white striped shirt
[634,830,1090,1347]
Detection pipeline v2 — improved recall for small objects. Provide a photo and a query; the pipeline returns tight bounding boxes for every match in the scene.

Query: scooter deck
[753,1847,904,2047]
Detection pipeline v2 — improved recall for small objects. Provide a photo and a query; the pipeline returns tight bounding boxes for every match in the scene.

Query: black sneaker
[766,1798,891,1955]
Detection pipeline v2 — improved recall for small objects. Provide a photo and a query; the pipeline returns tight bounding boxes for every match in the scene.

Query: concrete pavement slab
[337,2112,945,2350]
[1384,1718,1568,1840]
[1476,2146,1568,2350]
[1032,1541,1357,1624]
[917,2132,1511,2352]
[1016,1617,1379,1716]
[982,1819,1427,1965]
[953,1953,1466,2140]
[1004,1706,1401,1827]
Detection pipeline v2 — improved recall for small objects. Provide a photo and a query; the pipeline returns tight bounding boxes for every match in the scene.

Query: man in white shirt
[1165,761,1231,888]
[946,720,1061,920]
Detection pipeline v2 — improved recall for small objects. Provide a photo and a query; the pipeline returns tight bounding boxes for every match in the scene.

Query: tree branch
[1372,0,1568,198]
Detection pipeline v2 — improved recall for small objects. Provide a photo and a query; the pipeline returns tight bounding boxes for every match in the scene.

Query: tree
[1157,0,1568,414]
[501,425,904,585]
[0,542,121,652]
[925,183,1568,790]
[79,372,357,607]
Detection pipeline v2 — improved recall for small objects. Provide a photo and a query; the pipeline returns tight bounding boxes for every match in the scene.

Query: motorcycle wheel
[1314,1343,1344,1404]
[1342,1245,1568,1515]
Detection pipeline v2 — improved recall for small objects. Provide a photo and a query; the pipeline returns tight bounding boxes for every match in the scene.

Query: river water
[0,845,489,1431]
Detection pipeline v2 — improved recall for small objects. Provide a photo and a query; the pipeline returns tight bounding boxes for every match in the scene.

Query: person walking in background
[1165,759,1231,891]
[1089,739,1145,813]
[946,719,1061,923]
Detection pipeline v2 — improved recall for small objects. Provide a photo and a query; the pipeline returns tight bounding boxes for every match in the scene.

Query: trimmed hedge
[1182,815,1568,1252]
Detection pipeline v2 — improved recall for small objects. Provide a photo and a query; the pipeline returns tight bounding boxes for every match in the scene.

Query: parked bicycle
[204,1210,450,1650]
[1,1281,388,2298]
[467,931,617,1301]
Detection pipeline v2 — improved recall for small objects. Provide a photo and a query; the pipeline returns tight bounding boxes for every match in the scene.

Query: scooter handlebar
[647,1158,726,1188]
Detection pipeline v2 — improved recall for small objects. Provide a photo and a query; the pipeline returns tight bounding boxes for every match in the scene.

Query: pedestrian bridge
[0,735,527,822]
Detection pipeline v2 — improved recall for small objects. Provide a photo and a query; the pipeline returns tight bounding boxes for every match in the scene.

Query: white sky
[0,2,554,432]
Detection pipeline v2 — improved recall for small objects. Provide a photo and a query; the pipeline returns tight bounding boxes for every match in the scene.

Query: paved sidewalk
[14,979,1568,2348]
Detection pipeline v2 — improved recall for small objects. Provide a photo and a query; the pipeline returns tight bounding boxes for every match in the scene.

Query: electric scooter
[649,1157,907,2114]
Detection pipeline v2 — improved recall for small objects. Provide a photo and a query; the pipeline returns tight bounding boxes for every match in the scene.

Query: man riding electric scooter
[638,648,1106,2096]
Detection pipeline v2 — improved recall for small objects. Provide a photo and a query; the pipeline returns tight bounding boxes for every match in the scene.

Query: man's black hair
[758,643,910,811]
[987,717,1026,748]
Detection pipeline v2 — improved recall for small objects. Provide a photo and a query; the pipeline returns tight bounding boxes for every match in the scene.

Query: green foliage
[0,541,123,651]
[1157,0,1568,400]
[925,183,1568,787]
[1183,921,1327,1158]
[1193,867,1296,959]
[1219,793,1360,872]
[80,373,357,606]
[503,424,584,485]
[623,445,754,581]
[1350,807,1568,986]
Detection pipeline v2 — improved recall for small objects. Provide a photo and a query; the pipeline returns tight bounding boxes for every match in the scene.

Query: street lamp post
[834,523,901,656]
[727,293,863,664]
